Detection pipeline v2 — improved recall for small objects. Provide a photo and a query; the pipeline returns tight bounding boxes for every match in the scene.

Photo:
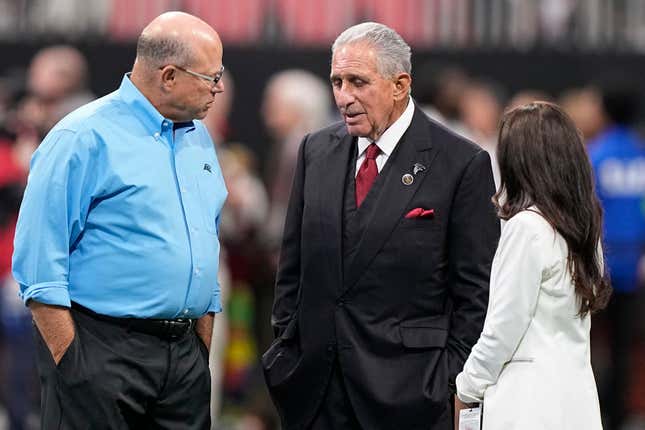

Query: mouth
[344,112,365,124]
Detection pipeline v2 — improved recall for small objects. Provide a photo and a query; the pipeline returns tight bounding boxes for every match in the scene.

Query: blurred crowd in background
[3,0,645,50]
[0,1,644,430]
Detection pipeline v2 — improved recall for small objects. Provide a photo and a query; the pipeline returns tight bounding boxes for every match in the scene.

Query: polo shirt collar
[118,73,195,136]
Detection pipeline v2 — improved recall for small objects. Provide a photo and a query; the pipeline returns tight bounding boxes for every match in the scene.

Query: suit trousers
[33,307,211,430]
[308,360,362,430]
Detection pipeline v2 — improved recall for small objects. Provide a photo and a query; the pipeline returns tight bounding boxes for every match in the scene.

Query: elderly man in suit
[263,22,499,430]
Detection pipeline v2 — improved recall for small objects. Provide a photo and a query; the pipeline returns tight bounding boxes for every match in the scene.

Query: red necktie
[355,143,380,207]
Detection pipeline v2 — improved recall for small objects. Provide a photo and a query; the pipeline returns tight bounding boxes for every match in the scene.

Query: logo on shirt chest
[203,163,212,173]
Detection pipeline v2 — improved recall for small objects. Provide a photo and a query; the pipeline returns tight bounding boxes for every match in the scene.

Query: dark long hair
[494,102,611,316]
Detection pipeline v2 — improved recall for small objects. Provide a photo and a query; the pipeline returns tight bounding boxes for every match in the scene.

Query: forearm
[195,312,215,351]
[30,301,75,364]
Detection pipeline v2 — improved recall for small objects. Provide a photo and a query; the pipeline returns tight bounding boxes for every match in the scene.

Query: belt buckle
[167,318,192,339]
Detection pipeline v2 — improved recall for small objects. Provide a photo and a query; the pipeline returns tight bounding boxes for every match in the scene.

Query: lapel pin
[413,163,426,175]
[402,173,414,186]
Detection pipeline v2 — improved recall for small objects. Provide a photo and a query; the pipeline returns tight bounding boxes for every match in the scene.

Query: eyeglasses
[172,64,225,87]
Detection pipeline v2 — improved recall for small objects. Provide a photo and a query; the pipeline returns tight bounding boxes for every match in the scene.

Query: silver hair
[331,22,411,78]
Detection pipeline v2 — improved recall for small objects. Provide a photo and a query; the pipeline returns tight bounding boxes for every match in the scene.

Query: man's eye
[331,80,341,88]
[353,79,365,87]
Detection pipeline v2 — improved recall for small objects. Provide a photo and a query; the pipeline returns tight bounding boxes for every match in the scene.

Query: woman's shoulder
[504,208,553,237]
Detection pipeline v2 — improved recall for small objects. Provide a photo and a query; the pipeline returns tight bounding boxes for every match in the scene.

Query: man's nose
[212,80,224,94]
[335,84,355,107]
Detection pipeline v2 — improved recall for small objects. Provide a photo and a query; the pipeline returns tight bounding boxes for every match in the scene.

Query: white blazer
[456,210,602,430]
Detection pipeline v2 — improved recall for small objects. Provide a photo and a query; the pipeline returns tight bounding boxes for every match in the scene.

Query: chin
[346,124,371,138]
[194,110,208,120]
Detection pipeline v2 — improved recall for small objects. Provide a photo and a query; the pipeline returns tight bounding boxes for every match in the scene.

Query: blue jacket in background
[589,126,645,292]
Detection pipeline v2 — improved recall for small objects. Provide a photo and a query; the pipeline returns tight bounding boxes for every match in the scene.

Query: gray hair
[135,33,193,69]
[332,22,411,78]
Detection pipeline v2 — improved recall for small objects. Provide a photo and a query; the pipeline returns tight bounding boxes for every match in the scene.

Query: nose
[212,79,224,94]
[334,83,355,108]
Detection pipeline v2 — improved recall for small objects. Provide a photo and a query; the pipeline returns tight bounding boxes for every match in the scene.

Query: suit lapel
[319,127,355,287]
[343,108,439,291]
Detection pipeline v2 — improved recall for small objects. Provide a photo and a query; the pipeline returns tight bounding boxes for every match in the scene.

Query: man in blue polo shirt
[12,11,227,429]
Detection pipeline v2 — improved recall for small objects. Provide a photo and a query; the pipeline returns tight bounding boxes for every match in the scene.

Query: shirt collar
[357,97,415,158]
[118,73,195,136]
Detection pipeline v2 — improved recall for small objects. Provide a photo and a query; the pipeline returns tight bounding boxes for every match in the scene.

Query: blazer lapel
[343,108,439,291]
[318,127,355,288]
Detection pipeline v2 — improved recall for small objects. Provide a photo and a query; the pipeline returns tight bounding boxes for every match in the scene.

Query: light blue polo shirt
[13,74,227,318]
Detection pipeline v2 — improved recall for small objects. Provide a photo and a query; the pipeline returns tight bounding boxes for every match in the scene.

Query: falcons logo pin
[413,163,426,175]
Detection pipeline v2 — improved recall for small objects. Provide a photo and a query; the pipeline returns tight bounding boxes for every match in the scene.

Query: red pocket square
[405,208,435,219]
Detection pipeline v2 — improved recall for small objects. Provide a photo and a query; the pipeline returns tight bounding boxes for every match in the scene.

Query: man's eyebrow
[330,73,367,81]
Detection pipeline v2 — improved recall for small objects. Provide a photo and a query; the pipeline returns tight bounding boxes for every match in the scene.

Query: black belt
[71,302,197,340]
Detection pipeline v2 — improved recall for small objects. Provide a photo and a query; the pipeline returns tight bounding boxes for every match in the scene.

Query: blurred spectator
[588,77,645,430]
[20,45,94,135]
[7,45,95,177]
[507,89,552,111]
[218,145,270,244]
[261,69,332,252]
[459,79,504,188]
[204,72,274,422]
[414,62,470,137]
[204,70,269,248]
[215,144,272,415]
[560,86,607,142]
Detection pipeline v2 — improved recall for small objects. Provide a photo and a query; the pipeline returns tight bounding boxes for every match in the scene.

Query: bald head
[130,12,225,122]
[135,11,221,71]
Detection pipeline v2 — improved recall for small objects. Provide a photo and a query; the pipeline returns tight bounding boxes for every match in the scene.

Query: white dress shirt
[355,97,415,176]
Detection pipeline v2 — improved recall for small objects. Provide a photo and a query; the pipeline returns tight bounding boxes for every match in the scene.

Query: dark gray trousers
[33,307,211,430]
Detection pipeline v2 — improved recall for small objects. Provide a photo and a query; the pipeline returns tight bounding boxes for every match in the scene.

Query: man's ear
[159,66,178,91]
[393,73,411,100]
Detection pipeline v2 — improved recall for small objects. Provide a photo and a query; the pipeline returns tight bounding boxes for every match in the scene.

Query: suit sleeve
[446,149,500,391]
[456,215,543,403]
[270,135,308,338]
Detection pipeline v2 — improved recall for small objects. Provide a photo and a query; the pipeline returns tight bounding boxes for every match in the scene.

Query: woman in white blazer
[456,102,612,429]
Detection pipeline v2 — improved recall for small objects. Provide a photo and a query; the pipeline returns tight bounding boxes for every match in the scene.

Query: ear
[159,66,178,91]
[392,73,411,101]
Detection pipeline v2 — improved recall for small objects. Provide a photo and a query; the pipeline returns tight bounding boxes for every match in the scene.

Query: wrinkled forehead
[331,42,380,75]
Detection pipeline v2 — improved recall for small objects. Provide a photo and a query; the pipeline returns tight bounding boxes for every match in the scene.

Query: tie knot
[365,143,380,160]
